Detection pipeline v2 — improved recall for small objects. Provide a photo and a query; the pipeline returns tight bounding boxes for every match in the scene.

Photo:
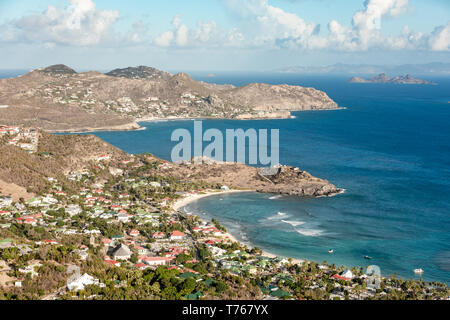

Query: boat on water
[414,268,424,274]
[364,256,372,260]
[328,249,334,254]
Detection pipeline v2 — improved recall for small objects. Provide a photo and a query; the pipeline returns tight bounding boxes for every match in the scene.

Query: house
[66,204,82,217]
[134,245,148,255]
[96,155,111,161]
[128,229,140,237]
[149,182,161,188]
[221,185,230,191]
[333,269,354,281]
[111,243,132,260]
[134,263,148,270]
[116,212,131,223]
[105,260,121,267]
[0,210,11,217]
[170,231,185,241]
[27,197,42,207]
[152,232,165,239]
[67,273,103,292]
[0,196,13,207]
[141,256,173,266]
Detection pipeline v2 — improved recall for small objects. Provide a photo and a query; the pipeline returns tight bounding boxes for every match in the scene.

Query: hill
[0,130,128,196]
[0,65,339,131]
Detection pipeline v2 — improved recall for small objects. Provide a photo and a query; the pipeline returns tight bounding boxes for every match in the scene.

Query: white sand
[172,189,252,211]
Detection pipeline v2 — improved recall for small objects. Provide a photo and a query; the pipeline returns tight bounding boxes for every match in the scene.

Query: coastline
[172,189,253,211]
[48,107,347,134]
[172,189,305,266]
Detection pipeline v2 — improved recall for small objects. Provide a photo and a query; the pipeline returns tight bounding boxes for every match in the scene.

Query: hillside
[0,130,128,196]
[0,65,339,131]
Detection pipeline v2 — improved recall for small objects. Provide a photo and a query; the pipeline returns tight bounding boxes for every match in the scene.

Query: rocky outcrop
[153,158,343,198]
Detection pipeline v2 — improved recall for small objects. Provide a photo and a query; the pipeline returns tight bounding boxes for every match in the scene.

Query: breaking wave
[281,219,305,227]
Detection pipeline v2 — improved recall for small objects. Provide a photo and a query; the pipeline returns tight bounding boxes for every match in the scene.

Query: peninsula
[348,73,436,85]
[0,65,339,132]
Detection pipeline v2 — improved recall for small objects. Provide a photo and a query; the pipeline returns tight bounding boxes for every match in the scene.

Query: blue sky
[0,0,449,71]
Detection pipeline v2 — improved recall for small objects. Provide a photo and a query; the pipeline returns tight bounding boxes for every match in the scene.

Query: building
[111,243,132,260]
[170,231,185,241]
[66,204,82,217]
[67,273,103,292]
[0,196,13,207]
[128,229,140,237]
[141,256,173,266]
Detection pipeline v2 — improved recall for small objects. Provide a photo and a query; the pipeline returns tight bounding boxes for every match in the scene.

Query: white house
[67,273,103,292]
[66,204,82,217]
[0,196,12,207]
[149,181,161,188]
[342,269,354,280]
[142,256,171,266]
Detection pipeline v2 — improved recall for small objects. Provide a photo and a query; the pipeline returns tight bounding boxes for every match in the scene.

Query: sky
[0,0,449,71]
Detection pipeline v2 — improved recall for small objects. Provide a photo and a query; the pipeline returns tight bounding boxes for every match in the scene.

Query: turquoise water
[65,74,450,283]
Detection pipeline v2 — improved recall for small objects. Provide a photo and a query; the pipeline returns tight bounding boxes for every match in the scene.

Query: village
[0,125,449,301]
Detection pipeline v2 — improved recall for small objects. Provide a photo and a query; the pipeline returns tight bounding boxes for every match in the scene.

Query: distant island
[348,73,436,85]
[276,62,450,75]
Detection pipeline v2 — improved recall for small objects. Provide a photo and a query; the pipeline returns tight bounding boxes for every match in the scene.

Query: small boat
[414,268,424,274]
[364,256,372,260]
[328,249,334,254]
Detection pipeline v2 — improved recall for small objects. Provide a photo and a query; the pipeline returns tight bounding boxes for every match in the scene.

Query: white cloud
[224,0,318,47]
[429,22,450,51]
[2,0,119,46]
[154,14,244,48]
[154,31,174,47]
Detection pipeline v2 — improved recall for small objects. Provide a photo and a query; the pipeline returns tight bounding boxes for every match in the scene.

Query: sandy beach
[171,189,306,266]
[172,189,253,211]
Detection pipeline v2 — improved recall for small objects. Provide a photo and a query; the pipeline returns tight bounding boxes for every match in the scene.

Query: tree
[180,278,196,295]
[215,281,228,294]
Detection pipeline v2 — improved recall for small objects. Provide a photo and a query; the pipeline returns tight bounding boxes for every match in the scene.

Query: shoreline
[48,107,347,134]
[172,190,430,283]
[172,189,306,266]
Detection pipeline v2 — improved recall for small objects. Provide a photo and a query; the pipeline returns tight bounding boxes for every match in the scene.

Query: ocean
[6,70,448,283]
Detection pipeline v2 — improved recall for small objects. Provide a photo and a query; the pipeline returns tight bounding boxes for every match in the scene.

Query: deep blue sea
[28,71,450,283]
